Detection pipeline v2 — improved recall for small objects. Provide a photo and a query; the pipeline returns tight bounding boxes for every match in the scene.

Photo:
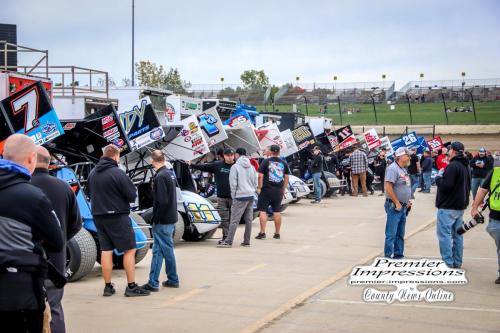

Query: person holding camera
[471,166,500,284]
[435,142,471,269]
[383,147,412,259]
[31,146,82,333]
[0,134,64,332]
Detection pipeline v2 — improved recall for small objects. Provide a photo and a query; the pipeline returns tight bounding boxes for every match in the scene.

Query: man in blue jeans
[419,149,433,193]
[408,147,420,199]
[471,166,500,284]
[142,150,179,291]
[435,142,471,268]
[310,146,324,203]
[384,147,412,258]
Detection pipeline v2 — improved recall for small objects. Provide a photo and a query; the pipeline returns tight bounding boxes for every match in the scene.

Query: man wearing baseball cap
[470,147,493,199]
[189,148,235,243]
[383,147,412,259]
[435,141,471,268]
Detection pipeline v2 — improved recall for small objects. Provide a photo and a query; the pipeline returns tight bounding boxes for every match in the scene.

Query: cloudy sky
[2,0,499,88]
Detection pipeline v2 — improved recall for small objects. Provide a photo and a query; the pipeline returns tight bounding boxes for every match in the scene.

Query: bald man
[31,146,82,333]
[0,134,64,332]
[87,144,150,297]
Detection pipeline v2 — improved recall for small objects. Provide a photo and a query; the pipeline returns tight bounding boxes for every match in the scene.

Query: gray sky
[2,0,500,88]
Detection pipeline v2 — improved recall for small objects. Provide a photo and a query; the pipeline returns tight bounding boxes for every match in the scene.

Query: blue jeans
[486,218,500,273]
[471,177,484,199]
[384,200,407,258]
[148,223,179,288]
[312,172,322,202]
[410,174,419,196]
[422,172,432,192]
[436,209,464,268]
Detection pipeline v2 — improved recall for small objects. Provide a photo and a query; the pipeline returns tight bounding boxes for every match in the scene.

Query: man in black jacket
[310,146,324,203]
[31,146,82,333]
[0,134,64,332]
[189,148,234,243]
[435,141,471,268]
[87,144,150,297]
[142,150,179,291]
[470,147,493,199]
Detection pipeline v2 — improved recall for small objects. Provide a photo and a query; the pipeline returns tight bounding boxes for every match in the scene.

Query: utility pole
[131,0,135,86]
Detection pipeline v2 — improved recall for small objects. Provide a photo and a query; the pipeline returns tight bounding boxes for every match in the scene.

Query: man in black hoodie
[141,150,179,291]
[87,144,150,297]
[470,147,493,199]
[31,146,82,333]
[0,134,63,332]
[435,141,471,268]
[189,148,234,243]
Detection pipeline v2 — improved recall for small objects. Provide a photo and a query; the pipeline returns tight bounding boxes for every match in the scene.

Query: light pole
[333,75,337,92]
[461,71,466,106]
[420,73,424,102]
[220,77,224,91]
[131,0,135,86]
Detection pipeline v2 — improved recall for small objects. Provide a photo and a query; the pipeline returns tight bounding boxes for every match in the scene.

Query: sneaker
[162,281,180,288]
[378,193,385,196]
[255,233,266,240]
[103,283,116,297]
[273,233,280,239]
[217,241,232,248]
[310,200,320,204]
[240,242,250,247]
[495,276,500,284]
[140,283,159,292]
[124,285,151,297]
[217,239,226,245]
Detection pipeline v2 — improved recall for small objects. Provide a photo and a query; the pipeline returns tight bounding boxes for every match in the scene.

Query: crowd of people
[0,132,499,333]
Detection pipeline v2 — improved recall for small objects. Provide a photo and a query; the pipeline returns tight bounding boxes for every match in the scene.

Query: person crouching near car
[142,150,180,290]
[87,144,150,297]
[218,148,258,247]
[383,147,412,259]
[435,142,471,269]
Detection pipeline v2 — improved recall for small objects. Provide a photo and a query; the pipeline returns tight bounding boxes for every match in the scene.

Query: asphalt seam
[239,217,437,333]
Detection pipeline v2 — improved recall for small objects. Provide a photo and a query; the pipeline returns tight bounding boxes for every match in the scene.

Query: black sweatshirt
[470,155,493,179]
[0,163,63,311]
[87,157,137,216]
[31,168,82,274]
[152,166,178,224]
[311,154,324,173]
[435,155,471,210]
[190,160,232,198]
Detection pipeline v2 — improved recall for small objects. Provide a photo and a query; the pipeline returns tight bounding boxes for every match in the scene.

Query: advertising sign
[427,136,444,151]
[163,115,210,161]
[224,122,262,156]
[196,107,228,147]
[280,129,299,157]
[117,97,165,151]
[391,131,428,155]
[0,81,63,153]
[291,124,317,151]
[363,128,382,150]
[335,125,354,142]
[257,122,285,151]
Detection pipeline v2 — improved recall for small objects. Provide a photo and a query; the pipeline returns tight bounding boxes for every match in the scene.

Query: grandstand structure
[398,79,500,103]
[185,78,500,106]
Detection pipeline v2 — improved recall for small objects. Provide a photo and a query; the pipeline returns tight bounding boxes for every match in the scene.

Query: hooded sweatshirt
[87,157,137,216]
[229,156,258,199]
[435,154,471,210]
[0,159,63,311]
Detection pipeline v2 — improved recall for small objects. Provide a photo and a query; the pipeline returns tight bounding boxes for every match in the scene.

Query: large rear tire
[67,228,97,282]
[141,209,185,244]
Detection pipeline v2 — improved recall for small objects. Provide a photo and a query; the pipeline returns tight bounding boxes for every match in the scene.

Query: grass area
[255,101,500,125]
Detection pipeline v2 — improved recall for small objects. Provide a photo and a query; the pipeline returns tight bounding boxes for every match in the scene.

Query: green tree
[135,61,189,93]
[240,69,269,89]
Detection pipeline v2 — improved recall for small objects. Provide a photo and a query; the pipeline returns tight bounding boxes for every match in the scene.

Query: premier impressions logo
[348,257,468,303]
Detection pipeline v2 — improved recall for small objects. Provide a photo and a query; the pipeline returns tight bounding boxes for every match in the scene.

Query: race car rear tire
[141,209,185,244]
[112,213,150,268]
[67,228,98,282]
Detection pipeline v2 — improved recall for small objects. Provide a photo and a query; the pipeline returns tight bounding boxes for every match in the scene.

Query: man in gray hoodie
[218,148,258,247]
